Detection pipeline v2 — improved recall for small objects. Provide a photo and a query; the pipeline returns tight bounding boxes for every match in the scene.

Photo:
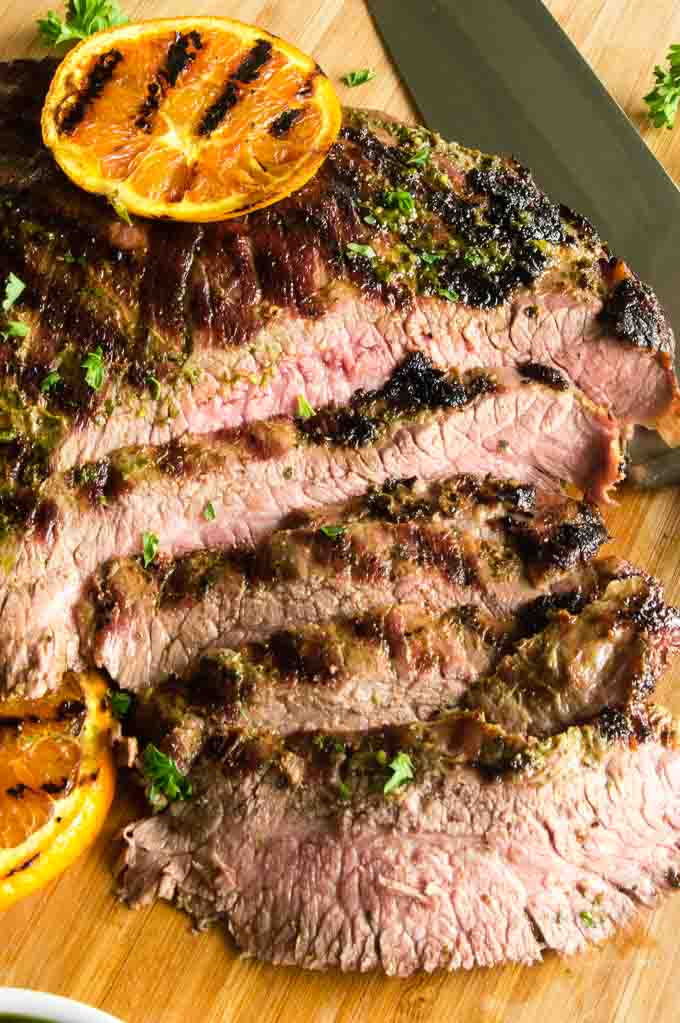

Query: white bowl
[0,988,124,1023]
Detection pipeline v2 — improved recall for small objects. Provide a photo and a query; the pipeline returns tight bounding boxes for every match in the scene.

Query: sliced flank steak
[120,556,679,772]
[119,704,680,974]
[0,58,677,493]
[0,357,624,696]
[80,475,609,692]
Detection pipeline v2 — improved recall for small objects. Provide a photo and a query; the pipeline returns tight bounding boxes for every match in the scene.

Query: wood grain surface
[1,1,680,1020]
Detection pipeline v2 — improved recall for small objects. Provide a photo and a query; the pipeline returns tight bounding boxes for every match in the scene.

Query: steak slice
[0,358,623,695]
[80,475,609,691]
[0,59,677,490]
[119,704,680,974]
[465,567,680,735]
[122,556,678,769]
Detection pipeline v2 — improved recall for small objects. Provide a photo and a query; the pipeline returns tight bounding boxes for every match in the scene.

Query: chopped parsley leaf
[363,213,378,226]
[109,689,131,719]
[405,143,431,167]
[419,251,444,266]
[337,780,351,800]
[383,751,415,795]
[579,910,595,928]
[436,287,460,302]
[346,242,376,259]
[319,524,346,540]
[341,68,376,88]
[142,743,192,807]
[82,346,106,390]
[203,501,217,522]
[40,370,61,393]
[463,246,488,268]
[2,273,25,313]
[147,376,160,400]
[296,394,315,419]
[384,189,415,215]
[37,0,128,48]
[142,531,159,568]
[4,321,28,338]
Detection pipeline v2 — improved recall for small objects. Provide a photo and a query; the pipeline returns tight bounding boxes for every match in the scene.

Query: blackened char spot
[380,352,470,410]
[299,354,495,448]
[198,81,240,136]
[162,31,203,88]
[135,80,163,133]
[515,591,587,639]
[57,50,123,135]
[597,706,636,743]
[270,108,303,137]
[234,40,273,83]
[56,698,86,721]
[599,271,673,353]
[42,778,69,795]
[517,362,569,390]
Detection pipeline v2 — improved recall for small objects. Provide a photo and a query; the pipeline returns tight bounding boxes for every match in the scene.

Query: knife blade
[367,0,680,479]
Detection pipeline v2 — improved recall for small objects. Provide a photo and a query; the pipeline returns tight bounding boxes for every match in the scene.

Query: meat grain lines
[1,44,680,981]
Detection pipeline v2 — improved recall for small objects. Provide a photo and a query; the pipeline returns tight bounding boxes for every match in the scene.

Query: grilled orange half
[0,672,114,910]
[41,17,342,222]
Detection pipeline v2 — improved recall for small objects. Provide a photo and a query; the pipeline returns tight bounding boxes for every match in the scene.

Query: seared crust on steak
[80,475,609,691]
[0,58,677,494]
[120,556,679,771]
[0,359,623,695]
[119,704,680,973]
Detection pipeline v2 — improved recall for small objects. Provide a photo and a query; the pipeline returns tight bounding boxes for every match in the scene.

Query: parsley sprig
[645,45,680,129]
[142,743,193,808]
[37,0,128,48]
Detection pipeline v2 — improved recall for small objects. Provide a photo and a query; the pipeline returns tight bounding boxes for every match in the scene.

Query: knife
[367,0,680,482]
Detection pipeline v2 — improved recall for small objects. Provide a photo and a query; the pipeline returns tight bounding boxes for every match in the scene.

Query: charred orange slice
[0,671,114,910]
[41,17,342,222]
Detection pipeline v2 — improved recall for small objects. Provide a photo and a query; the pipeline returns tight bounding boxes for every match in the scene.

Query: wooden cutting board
[1,1,679,1019]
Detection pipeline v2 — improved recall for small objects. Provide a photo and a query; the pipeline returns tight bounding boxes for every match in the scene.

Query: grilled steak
[80,475,608,691]
[0,357,623,695]
[0,58,676,494]
[466,566,680,734]
[122,556,678,771]
[119,704,680,974]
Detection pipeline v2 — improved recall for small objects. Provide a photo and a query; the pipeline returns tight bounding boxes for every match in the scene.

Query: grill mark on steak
[0,59,677,476]
[118,703,680,973]
[56,50,123,135]
[78,475,609,692]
